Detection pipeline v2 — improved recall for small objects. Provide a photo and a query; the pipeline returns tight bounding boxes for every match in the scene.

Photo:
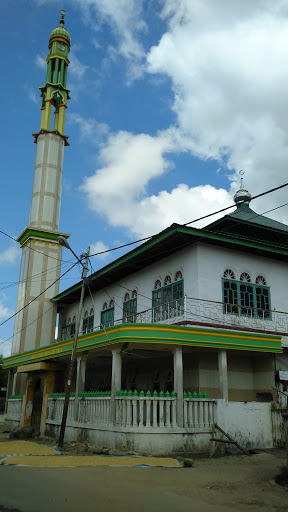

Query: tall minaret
[11,12,71,358]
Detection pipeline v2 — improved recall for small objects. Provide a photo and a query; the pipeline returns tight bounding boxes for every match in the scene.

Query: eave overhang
[3,323,282,369]
[52,224,288,305]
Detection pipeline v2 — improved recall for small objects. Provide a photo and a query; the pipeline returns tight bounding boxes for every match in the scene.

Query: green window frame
[83,309,94,334]
[123,298,137,323]
[152,278,184,322]
[101,307,114,328]
[222,279,271,319]
[61,317,76,339]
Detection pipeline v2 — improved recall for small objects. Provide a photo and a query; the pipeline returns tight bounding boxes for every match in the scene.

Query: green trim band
[3,324,282,369]
[17,228,70,246]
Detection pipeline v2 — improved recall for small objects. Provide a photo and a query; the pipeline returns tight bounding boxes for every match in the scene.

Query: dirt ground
[0,439,287,512]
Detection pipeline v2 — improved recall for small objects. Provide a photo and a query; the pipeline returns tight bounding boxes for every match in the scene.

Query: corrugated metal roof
[228,203,288,232]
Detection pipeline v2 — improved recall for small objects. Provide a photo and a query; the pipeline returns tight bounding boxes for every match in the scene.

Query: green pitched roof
[53,221,288,305]
[227,203,288,232]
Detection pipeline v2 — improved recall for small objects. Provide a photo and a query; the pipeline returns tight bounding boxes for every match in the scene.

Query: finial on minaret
[233,170,252,206]
[60,9,66,27]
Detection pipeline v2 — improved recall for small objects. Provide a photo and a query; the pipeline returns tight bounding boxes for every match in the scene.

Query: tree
[0,355,8,388]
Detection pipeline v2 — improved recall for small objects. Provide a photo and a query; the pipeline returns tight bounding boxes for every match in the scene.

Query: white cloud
[24,85,38,105]
[69,52,89,79]
[68,113,109,143]
[0,246,20,265]
[0,340,11,359]
[145,0,288,218]
[90,241,110,260]
[81,128,232,236]
[76,0,146,60]
[35,54,46,70]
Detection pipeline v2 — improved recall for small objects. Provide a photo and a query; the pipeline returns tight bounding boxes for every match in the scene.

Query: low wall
[216,400,273,450]
[45,422,212,456]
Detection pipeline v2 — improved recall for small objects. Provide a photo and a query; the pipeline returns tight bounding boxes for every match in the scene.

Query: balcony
[59,297,288,341]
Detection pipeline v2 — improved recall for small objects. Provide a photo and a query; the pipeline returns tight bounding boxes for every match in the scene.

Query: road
[0,450,287,512]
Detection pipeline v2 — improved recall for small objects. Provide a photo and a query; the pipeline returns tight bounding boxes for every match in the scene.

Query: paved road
[0,451,287,512]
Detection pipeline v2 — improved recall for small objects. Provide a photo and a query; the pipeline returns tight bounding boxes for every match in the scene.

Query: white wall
[59,241,288,333]
[217,400,273,449]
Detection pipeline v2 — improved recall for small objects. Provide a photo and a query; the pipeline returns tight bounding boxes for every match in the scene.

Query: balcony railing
[59,296,288,341]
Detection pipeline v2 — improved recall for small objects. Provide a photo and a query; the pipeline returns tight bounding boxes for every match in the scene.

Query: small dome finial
[60,9,66,27]
[233,170,251,206]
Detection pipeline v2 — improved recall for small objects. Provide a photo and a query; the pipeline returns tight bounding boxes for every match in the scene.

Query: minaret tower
[11,12,71,359]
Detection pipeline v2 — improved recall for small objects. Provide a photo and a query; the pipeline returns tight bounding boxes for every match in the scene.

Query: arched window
[152,272,184,322]
[83,308,94,334]
[223,269,235,280]
[70,316,76,336]
[101,300,114,329]
[240,272,251,283]
[62,316,75,339]
[256,275,267,285]
[223,270,271,319]
[123,289,137,323]
[175,271,183,282]
[164,275,172,286]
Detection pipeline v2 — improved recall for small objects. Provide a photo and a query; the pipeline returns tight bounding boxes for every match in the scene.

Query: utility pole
[58,245,90,448]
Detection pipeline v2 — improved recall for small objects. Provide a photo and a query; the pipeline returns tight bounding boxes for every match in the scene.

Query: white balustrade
[6,399,23,421]
[48,397,111,426]
[115,397,178,429]
[47,396,215,431]
[183,399,215,429]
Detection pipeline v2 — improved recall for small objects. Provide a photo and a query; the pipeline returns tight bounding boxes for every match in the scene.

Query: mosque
[3,13,288,455]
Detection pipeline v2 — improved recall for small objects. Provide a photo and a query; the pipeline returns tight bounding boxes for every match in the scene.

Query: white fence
[47,396,215,431]
[6,399,23,421]
[48,397,75,423]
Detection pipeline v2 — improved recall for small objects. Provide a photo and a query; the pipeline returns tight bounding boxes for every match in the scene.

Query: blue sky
[1,0,288,356]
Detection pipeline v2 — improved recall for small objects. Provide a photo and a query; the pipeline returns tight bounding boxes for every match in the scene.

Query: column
[74,353,88,421]
[46,59,52,83]
[60,59,65,84]
[40,372,55,436]
[218,349,228,403]
[54,58,59,84]
[57,104,66,134]
[110,347,122,424]
[4,369,14,415]
[173,346,184,427]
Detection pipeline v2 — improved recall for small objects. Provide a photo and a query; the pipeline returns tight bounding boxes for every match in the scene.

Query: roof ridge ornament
[60,9,66,27]
[233,170,252,206]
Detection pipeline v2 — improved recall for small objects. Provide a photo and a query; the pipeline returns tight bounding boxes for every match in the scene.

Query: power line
[88,182,288,259]
[0,304,55,346]
[0,261,79,329]
[0,228,73,264]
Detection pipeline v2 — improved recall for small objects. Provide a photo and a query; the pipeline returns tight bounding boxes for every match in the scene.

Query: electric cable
[85,181,288,258]
[0,260,79,329]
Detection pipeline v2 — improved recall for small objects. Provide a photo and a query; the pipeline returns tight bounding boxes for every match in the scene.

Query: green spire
[36,11,71,139]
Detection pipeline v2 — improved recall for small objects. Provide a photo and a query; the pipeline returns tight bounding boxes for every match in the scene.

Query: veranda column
[4,369,15,415]
[74,353,88,421]
[110,347,122,424]
[218,349,228,402]
[173,346,184,427]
